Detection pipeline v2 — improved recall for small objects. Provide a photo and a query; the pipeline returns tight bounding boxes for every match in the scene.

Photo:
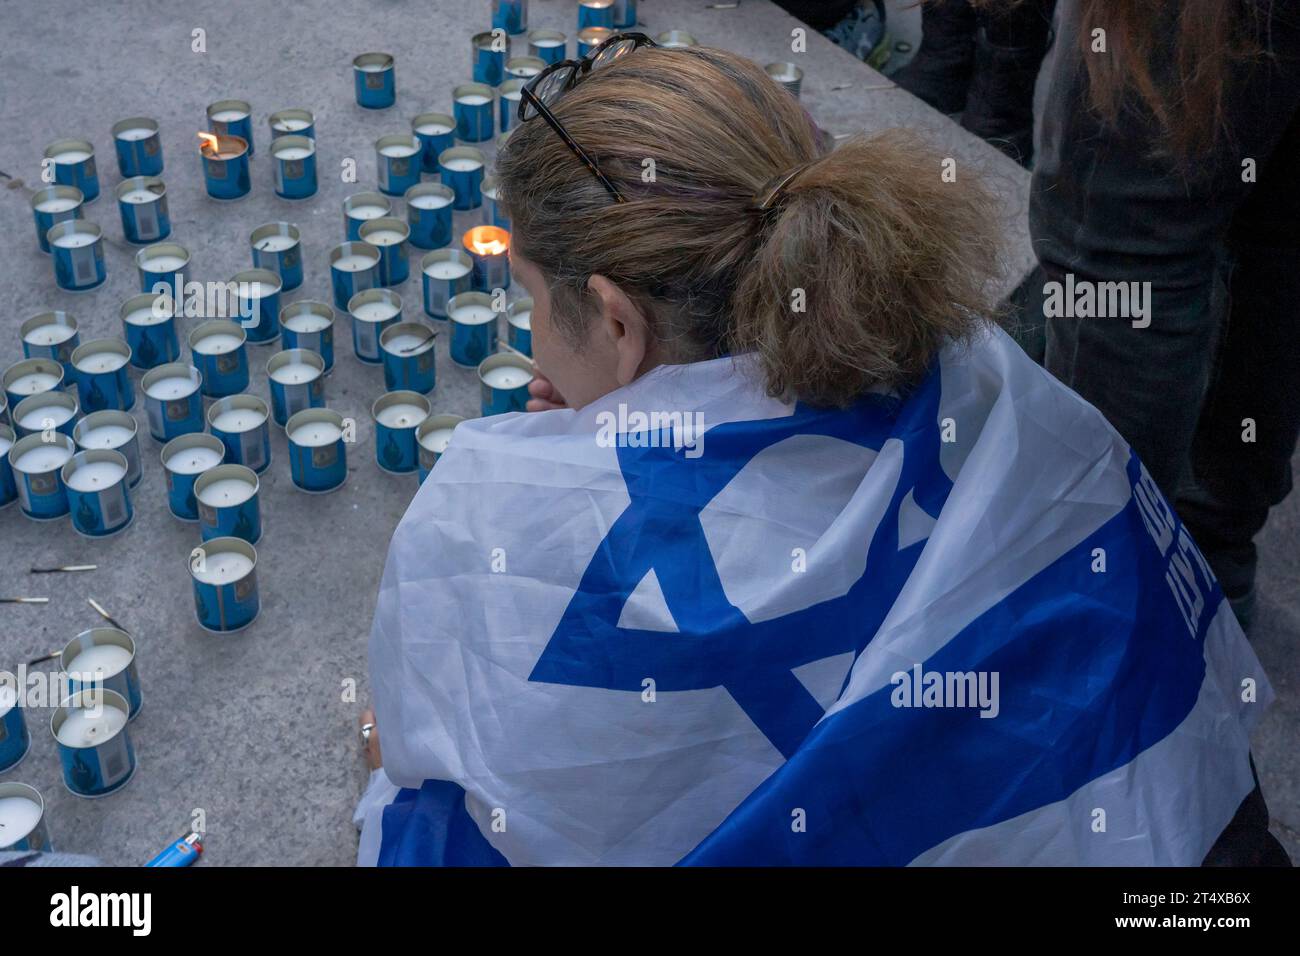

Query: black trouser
[1028,0,1300,599]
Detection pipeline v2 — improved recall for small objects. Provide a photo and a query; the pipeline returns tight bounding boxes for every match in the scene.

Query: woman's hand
[527,371,568,411]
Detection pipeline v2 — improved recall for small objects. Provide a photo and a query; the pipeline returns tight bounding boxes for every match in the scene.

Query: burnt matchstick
[27,649,62,666]
[0,597,49,604]
[30,564,97,574]
[87,598,128,633]
[497,341,534,364]
[399,331,438,354]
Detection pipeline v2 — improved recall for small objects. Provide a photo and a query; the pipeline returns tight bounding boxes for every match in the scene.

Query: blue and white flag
[356,326,1271,866]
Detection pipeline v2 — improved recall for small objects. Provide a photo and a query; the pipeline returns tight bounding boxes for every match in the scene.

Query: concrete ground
[0,0,1289,867]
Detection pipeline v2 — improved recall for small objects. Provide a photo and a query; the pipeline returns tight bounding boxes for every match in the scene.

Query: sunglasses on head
[518,32,659,204]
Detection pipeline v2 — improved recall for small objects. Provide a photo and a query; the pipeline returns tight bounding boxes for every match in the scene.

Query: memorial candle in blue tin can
[189,321,248,398]
[507,297,533,356]
[360,217,410,286]
[349,289,402,364]
[198,132,251,201]
[195,464,261,544]
[271,134,317,199]
[267,348,326,426]
[405,183,454,250]
[52,688,136,797]
[161,431,224,520]
[136,241,189,299]
[30,185,83,254]
[380,323,437,394]
[62,628,142,719]
[482,177,509,230]
[493,0,528,34]
[330,241,381,311]
[353,52,396,109]
[416,413,464,481]
[71,338,134,413]
[3,358,63,412]
[21,311,79,374]
[375,134,422,197]
[280,301,336,373]
[0,783,49,851]
[44,139,99,202]
[143,364,204,443]
[528,29,567,64]
[121,293,179,370]
[504,55,546,82]
[231,268,283,345]
[656,29,698,49]
[250,222,303,292]
[412,113,454,173]
[115,176,170,244]
[0,424,16,509]
[191,536,261,632]
[63,449,133,537]
[12,391,78,439]
[421,249,474,320]
[438,146,486,210]
[578,0,615,29]
[208,395,272,474]
[48,221,106,292]
[453,84,495,143]
[207,99,254,155]
[479,352,534,416]
[74,410,142,488]
[498,80,524,133]
[0,690,31,774]
[9,432,75,520]
[112,117,163,176]
[286,408,349,493]
[269,108,315,140]
[448,291,500,367]
[343,191,392,241]
[473,31,510,87]
[612,0,637,28]
[373,390,430,475]
[464,225,510,292]
[577,26,613,57]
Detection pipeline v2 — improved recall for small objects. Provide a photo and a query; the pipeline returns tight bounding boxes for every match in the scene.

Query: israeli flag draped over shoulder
[356,325,1270,866]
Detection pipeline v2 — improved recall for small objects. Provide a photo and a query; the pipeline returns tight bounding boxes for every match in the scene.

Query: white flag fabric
[358,325,1270,866]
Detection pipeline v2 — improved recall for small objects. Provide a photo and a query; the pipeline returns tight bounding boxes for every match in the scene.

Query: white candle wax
[51,231,96,249]
[56,704,127,748]
[120,188,159,204]
[424,261,472,280]
[0,795,42,846]
[14,444,72,475]
[254,234,296,252]
[116,126,154,141]
[66,642,132,680]
[198,477,255,508]
[212,408,265,433]
[415,121,452,136]
[503,89,522,103]
[452,304,497,325]
[52,149,92,164]
[363,229,405,245]
[348,204,387,221]
[76,351,128,374]
[0,435,12,458]
[357,62,389,73]
[66,459,126,493]
[23,325,76,346]
[192,550,254,584]
[353,300,399,321]
[124,305,169,327]
[79,423,134,450]
[379,143,419,158]
[146,376,197,401]
[272,117,311,132]
[270,362,320,385]
[35,195,80,213]
[193,333,243,355]
[7,372,61,396]
[274,145,313,160]
[0,684,16,711]
[511,309,532,330]
[376,403,426,428]
[409,192,452,210]
[290,421,342,447]
[210,108,248,122]
[18,403,74,432]
[284,312,329,334]
[240,281,273,299]
[333,254,376,272]
[166,445,222,474]
[419,427,454,454]
[482,366,533,390]
[442,157,482,172]
[144,254,187,271]
[384,332,432,355]
[456,94,491,106]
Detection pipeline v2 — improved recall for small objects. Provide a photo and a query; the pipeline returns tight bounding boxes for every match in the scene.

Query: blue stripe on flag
[378,780,509,867]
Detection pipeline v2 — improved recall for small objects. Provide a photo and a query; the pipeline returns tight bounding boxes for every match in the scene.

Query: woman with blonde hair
[355,37,1272,866]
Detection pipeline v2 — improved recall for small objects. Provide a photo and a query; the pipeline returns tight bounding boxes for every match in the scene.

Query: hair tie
[754,160,816,212]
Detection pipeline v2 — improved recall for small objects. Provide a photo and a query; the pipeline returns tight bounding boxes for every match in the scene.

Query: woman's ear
[587,274,651,386]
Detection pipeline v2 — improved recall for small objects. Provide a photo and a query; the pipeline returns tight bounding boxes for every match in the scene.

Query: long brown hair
[497,47,1003,408]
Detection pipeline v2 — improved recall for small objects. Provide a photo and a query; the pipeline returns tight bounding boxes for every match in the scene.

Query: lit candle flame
[472,237,508,255]
[465,226,510,256]
[197,132,220,155]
